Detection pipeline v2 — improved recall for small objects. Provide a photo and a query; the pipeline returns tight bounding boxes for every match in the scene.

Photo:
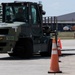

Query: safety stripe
[58,47,61,50]
[57,43,60,45]
[52,43,57,49]
[52,50,58,54]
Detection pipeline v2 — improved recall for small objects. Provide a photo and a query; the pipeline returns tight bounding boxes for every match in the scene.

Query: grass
[58,31,75,39]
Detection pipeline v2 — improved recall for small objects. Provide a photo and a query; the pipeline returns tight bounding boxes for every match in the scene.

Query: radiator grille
[0,29,9,35]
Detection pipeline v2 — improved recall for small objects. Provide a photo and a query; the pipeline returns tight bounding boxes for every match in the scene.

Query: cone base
[48,71,62,73]
[59,60,61,62]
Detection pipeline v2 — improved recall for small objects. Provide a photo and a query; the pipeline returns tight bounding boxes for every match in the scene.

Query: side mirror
[42,10,46,15]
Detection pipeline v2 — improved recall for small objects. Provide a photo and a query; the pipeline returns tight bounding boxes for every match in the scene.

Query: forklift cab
[2,2,44,23]
[2,2,46,41]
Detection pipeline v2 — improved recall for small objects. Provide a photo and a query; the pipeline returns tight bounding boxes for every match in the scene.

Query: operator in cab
[15,7,25,21]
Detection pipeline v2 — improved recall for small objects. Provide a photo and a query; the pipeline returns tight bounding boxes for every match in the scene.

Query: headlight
[0,35,5,40]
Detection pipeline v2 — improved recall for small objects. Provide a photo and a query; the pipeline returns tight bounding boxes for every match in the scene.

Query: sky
[0,0,75,16]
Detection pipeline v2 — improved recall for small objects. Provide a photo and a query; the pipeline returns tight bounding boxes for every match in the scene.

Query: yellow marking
[0,37,3,40]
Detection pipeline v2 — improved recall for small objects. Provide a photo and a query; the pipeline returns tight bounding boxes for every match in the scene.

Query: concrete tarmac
[0,39,75,75]
[0,54,75,75]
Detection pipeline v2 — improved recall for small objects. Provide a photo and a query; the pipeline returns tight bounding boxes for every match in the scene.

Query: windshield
[5,5,28,22]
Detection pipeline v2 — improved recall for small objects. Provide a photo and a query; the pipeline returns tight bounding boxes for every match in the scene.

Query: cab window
[14,6,27,22]
[31,5,37,24]
[5,5,28,23]
[5,6,14,22]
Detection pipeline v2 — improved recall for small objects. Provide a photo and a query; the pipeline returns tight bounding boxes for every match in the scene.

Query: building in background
[43,12,75,31]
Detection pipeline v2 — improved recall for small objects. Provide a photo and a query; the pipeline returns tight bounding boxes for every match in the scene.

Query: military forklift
[0,1,54,58]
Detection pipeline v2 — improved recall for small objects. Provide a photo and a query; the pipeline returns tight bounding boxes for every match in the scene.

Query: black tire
[8,38,33,58]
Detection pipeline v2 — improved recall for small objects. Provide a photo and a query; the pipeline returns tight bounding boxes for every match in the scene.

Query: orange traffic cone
[57,38,62,56]
[48,38,62,73]
[58,38,62,49]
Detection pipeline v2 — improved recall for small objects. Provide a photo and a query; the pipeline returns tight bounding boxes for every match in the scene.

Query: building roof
[57,12,75,21]
[43,12,75,24]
